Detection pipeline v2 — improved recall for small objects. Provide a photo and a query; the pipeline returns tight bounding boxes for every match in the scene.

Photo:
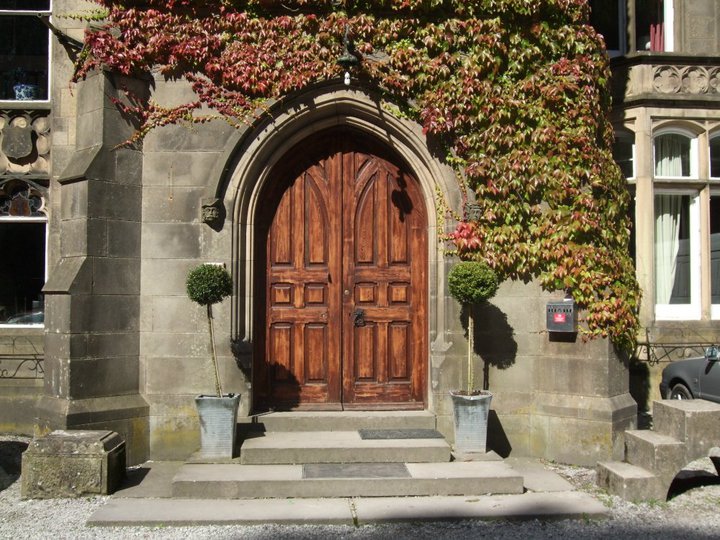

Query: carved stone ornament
[2,124,34,159]
[653,66,682,94]
[201,198,223,227]
[653,65,720,95]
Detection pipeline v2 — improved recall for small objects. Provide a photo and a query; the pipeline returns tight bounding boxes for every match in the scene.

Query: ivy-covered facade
[0,0,717,467]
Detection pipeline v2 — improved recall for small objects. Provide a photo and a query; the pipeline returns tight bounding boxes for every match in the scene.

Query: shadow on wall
[629,358,651,416]
[256,363,302,413]
[462,303,518,391]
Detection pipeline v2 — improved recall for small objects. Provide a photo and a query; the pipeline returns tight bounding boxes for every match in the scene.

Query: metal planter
[450,391,493,453]
[195,393,241,459]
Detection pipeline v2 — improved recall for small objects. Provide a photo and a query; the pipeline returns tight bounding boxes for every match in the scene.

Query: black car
[660,346,720,402]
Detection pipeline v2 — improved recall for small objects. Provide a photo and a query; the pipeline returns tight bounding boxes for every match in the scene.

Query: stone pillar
[472,280,636,467]
[529,337,637,466]
[37,70,149,465]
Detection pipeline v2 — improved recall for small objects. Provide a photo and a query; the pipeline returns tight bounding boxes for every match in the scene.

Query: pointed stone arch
[210,83,461,413]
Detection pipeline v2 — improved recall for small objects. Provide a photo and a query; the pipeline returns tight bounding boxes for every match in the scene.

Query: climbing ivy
[73,0,640,351]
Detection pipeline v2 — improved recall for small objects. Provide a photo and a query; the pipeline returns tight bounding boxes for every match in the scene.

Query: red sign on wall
[553,312,566,324]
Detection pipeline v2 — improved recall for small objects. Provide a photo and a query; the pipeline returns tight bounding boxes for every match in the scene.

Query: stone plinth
[21,430,125,499]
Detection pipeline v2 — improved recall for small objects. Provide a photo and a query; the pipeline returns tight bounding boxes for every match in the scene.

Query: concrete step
[171,461,525,498]
[652,399,720,458]
[596,460,665,502]
[624,429,685,485]
[244,410,436,432]
[239,431,452,464]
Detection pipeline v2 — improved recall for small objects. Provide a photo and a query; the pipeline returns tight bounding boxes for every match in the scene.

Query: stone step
[624,430,685,485]
[652,400,720,458]
[243,410,437,432]
[239,431,451,464]
[596,460,665,502]
[172,461,525,498]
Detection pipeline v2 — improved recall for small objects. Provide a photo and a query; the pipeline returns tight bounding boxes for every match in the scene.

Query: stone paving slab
[352,492,609,522]
[87,497,355,526]
[505,457,575,492]
[87,492,609,527]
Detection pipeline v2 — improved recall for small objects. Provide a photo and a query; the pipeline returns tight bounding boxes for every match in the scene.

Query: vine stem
[207,304,223,397]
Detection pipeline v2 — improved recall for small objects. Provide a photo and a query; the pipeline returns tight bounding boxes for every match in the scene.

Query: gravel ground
[2,434,720,539]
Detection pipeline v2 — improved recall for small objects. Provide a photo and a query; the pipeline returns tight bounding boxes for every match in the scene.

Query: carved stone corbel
[201,197,225,231]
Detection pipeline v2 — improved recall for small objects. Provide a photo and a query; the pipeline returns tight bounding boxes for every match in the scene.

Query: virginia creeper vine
[72,0,640,352]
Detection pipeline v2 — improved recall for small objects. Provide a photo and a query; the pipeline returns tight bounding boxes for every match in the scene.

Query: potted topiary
[448,260,499,454]
[186,263,239,459]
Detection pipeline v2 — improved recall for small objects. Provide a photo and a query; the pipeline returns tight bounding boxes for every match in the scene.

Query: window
[654,192,700,320]
[711,194,720,319]
[589,1,673,54]
[654,132,696,178]
[590,0,627,55]
[0,1,51,101]
[711,136,720,179]
[0,179,46,326]
[635,0,673,52]
[613,133,635,179]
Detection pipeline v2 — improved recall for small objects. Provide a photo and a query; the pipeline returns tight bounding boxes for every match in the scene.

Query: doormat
[303,463,410,479]
[358,428,444,440]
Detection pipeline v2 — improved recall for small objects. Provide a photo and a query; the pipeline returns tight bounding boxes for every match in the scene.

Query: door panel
[255,133,426,410]
[342,148,426,408]
[257,149,342,409]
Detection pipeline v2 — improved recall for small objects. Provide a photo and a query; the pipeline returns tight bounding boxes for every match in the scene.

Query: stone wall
[437,275,635,466]
[139,79,248,460]
[676,0,720,55]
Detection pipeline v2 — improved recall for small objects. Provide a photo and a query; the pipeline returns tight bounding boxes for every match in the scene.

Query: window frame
[710,189,720,320]
[654,189,701,321]
[590,0,628,57]
[614,131,636,180]
[710,134,720,180]
[0,217,48,328]
[0,2,52,104]
[0,176,48,328]
[653,129,698,180]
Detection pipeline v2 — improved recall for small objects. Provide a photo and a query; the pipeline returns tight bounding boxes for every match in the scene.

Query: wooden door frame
[252,128,427,411]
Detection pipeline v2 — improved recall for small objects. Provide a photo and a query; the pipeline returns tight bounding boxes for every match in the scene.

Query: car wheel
[669,383,693,400]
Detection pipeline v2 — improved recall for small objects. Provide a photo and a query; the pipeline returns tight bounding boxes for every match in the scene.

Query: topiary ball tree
[448,261,499,306]
[187,263,233,397]
[448,261,499,395]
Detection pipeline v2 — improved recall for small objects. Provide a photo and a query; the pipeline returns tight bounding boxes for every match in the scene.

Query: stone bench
[21,430,125,499]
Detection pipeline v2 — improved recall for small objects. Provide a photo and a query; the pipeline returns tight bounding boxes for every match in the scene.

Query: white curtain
[655,134,688,177]
[655,195,681,304]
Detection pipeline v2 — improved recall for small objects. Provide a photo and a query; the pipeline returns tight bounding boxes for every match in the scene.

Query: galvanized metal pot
[450,391,493,453]
[195,393,241,459]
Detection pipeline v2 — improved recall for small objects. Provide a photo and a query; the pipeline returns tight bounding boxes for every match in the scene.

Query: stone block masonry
[21,430,125,499]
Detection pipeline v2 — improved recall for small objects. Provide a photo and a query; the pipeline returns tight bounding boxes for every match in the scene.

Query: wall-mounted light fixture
[336,25,359,86]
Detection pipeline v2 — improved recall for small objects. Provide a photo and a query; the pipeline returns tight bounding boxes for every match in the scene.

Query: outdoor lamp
[337,25,359,85]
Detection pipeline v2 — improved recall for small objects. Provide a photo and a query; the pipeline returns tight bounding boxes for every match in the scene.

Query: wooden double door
[254,131,427,410]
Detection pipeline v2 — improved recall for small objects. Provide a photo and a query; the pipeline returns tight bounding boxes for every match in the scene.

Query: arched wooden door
[254,131,427,411]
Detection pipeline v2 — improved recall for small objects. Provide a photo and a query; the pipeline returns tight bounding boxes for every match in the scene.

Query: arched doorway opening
[253,128,428,411]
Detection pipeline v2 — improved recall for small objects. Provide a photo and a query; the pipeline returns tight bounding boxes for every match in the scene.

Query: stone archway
[218,84,460,416]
